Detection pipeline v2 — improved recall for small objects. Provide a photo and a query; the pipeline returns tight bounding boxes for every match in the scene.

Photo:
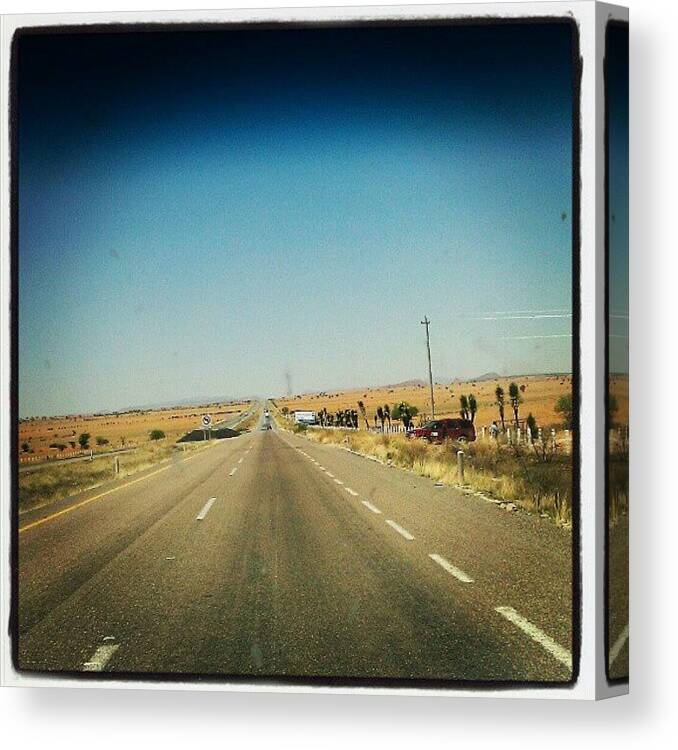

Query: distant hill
[468,372,502,382]
[380,379,427,389]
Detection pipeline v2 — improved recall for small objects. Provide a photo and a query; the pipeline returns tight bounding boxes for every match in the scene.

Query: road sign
[202,414,212,428]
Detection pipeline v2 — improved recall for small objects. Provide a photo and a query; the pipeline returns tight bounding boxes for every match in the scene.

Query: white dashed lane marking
[196,497,216,521]
[495,606,572,670]
[229,467,237,477]
[345,487,359,497]
[428,553,474,583]
[361,500,382,515]
[82,643,119,672]
[609,624,629,667]
[385,520,414,541]
[333,478,344,485]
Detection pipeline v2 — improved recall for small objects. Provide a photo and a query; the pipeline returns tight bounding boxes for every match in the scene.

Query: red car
[409,418,476,444]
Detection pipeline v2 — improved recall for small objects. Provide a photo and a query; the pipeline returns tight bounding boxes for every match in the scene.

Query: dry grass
[18,400,252,461]
[297,425,574,527]
[18,438,209,513]
[276,375,575,429]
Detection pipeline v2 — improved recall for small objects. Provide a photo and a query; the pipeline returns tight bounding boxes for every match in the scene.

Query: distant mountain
[469,372,502,382]
[380,379,427,389]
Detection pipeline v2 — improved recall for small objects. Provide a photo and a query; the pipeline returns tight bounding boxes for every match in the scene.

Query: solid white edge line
[238,456,244,464]
[325,471,335,478]
[333,478,344,485]
[385,519,414,540]
[196,497,216,521]
[609,624,629,667]
[361,500,382,514]
[428,553,474,583]
[82,643,120,672]
[229,467,237,476]
[495,606,572,671]
[345,487,359,496]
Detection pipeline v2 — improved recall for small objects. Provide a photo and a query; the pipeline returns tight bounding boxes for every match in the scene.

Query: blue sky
[18,23,576,416]
[607,23,630,376]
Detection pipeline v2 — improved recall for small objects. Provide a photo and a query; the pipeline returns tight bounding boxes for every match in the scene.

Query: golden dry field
[277,375,575,429]
[18,400,252,462]
[609,375,629,426]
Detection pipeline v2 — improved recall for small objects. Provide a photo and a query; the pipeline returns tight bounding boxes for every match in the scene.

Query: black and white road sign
[202,414,212,428]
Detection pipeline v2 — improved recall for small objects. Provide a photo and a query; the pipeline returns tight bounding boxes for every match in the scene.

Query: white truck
[293,410,317,425]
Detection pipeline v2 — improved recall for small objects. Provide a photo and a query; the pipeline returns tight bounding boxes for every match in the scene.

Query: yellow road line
[19,464,173,533]
[18,449,212,534]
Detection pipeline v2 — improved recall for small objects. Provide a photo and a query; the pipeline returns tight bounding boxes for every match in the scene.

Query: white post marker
[457,450,465,483]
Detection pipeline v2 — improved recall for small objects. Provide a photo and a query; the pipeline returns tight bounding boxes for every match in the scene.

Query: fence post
[113,456,120,475]
[481,426,486,440]
[457,450,465,483]
[527,426,532,444]
[517,427,521,444]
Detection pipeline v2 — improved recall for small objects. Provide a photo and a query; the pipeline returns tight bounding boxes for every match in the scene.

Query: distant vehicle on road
[409,418,476,444]
[293,410,317,425]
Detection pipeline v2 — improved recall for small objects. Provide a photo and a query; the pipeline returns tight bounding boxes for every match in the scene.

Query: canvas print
[13,20,580,687]
[605,19,629,683]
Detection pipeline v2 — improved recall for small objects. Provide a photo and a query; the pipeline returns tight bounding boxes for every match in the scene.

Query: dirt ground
[276,374,577,429]
[18,400,251,461]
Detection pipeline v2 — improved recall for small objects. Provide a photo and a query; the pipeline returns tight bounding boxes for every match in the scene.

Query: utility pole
[421,316,435,419]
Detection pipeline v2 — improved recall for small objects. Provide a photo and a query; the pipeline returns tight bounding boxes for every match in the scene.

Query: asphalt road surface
[17,405,575,685]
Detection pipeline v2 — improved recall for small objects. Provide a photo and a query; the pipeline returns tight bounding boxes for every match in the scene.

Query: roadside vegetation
[303,427,575,527]
[18,438,207,513]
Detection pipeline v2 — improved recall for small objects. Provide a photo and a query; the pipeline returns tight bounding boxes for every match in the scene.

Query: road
[16,403,574,685]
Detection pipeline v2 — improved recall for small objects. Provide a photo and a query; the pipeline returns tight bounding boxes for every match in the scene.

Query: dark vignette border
[9,15,582,692]
[603,18,629,686]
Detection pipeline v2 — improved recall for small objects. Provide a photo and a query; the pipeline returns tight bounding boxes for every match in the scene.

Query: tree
[508,382,521,426]
[21,441,30,453]
[383,404,391,428]
[392,402,419,430]
[149,429,165,441]
[495,386,505,430]
[281,406,289,416]
[78,433,91,449]
[554,393,574,429]
[357,401,369,430]
[95,436,109,446]
[376,406,385,430]
[468,394,478,424]
[459,395,469,420]
[526,413,538,443]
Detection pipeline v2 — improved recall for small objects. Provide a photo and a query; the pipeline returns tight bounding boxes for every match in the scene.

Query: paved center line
[325,471,335,478]
[229,467,238,476]
[386,519,414,540]
[428,553,474,583]
[82,643,119,672]
[196,497,216,521]
[345,487,359,497]
[361,500,382,514]
[333,478,344,485]
[495,606,572,670]
[609,624,629,667]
